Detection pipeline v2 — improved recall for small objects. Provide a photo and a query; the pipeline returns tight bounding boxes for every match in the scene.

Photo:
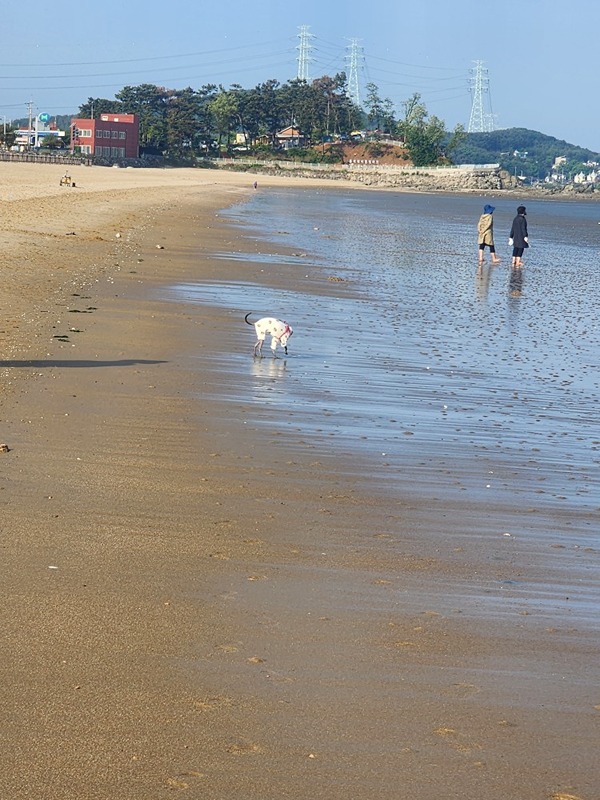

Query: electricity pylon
[346,38,364,106]
[297,25,314,81]
[468,60,494,133]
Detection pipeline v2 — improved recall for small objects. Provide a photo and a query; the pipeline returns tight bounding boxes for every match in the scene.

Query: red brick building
[70,113,140,159]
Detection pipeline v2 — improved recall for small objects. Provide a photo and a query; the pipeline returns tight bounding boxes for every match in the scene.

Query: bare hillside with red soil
[325,141,412,166]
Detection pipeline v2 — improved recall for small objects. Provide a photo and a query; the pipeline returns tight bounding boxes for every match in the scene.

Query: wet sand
[1,163,598,800]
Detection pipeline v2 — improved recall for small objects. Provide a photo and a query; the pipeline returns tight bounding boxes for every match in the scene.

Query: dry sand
[0,162,598,800]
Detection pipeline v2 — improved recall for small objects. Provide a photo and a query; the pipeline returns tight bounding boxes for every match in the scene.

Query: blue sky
[2,0,599,151]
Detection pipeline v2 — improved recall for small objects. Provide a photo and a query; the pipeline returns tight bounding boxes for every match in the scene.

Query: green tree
[327,72,359,137]
[363,82,395,134]
[209,89,240,149]
[235,86,262,148]
[364,82,384,131]
[40,135,62,150]
[1,123,16,148]
[166,86,214,159]
[78,97,122,118]
[398,93,447,166]
[381,98,397,135]
[256,79,284,146]
[115,84,170,152]
[445,123,467,159]
[277,79,317,138]
[309,73,355,140]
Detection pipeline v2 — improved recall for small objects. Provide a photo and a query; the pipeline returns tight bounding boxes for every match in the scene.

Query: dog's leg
[254,323,266,357]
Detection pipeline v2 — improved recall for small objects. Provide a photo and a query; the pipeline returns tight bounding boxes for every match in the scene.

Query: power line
[0,40,287,69]
[0,50,294,82]
[0,55,295,93]
[366,52,465,74]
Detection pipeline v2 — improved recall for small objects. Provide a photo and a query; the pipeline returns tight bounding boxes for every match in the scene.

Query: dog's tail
[244,313,254,326]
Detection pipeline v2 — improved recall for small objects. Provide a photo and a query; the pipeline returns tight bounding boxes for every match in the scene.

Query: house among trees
[69,113,140,159]
[574,169,599,184]
[276,126,306,150]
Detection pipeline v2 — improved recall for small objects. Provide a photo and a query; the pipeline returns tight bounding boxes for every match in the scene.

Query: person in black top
[509,205,529,267]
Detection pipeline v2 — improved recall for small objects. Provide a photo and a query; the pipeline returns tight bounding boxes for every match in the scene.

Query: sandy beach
[1,162,598,800]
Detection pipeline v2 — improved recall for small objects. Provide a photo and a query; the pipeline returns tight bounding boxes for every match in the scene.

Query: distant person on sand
[509,205,529,268]
[477,204,500,264]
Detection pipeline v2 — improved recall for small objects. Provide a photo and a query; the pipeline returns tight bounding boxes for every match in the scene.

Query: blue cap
[484,204,495,214]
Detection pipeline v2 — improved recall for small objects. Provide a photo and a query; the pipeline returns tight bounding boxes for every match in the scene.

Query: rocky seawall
[222,160,509,192]
[337,165,508,192]
[222,160,600,197]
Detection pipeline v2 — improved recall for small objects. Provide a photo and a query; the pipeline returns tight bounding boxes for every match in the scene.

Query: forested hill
[452,128,600,178]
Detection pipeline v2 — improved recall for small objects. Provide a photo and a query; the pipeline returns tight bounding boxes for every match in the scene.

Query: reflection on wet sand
[251,357,288,378]
[250,357,289,404]
[509,266,524,298]
[177,196,600,518]
[475,263,495,301]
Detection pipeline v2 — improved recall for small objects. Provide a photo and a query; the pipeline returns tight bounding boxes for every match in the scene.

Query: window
[81,144,92,154]
[119,131,126,140]
[96,130,102,138]
[79,128,92,137]
[111,130,119,139]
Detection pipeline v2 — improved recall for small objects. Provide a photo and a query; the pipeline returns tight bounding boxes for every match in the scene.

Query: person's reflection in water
[476,262,494,302]
[509,266,523,299]
[507,267,523,330]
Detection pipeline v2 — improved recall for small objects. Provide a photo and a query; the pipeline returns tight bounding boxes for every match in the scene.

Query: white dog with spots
[245,313,293,356]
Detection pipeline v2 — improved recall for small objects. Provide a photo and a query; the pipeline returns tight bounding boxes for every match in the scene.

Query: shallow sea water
[169,188,600,624]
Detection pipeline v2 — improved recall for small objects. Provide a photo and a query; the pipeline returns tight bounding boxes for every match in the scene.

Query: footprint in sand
[166,772,205,790]
[227,741,263,755]
[194,695,233,712]
[448,682,482,698]
[552,794,584,800]
[434,726,483,754]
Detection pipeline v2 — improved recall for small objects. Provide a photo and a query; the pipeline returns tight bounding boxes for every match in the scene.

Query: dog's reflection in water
[251,358,288,380]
